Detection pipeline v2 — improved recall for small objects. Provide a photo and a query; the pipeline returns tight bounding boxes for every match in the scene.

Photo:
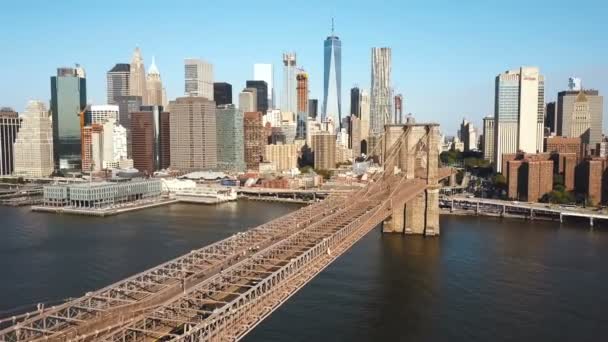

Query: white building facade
[13,101,54,177]
[184,58,214,100]
[494,66,544,172]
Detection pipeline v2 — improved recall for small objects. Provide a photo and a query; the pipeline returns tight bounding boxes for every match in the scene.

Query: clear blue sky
[1,0,606,135]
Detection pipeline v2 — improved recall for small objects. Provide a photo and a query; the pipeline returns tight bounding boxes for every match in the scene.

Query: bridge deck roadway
[0,196,352,342]
[0,171,437,342]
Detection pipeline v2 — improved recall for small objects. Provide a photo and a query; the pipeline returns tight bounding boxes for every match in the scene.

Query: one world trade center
[322,19,342,131]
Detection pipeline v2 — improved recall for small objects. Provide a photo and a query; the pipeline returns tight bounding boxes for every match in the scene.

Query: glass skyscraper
[323,24,342,130]
[50,66,87,172]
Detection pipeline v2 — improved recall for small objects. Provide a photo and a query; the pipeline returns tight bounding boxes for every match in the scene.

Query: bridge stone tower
[382,124,440,236]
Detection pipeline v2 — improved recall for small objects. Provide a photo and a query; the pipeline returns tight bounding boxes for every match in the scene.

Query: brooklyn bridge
[0,123,453,342]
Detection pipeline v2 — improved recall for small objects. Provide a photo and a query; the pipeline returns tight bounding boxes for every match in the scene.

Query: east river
[1,202,607,341]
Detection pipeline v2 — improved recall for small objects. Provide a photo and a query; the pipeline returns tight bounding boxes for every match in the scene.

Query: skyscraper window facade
[0,108,20,175]
[281,53,297,114]
[369,47,392,137]
[323,27,342,130]
[85,105,119,125]
[184,58,214,100]
[169,97,217,171]
[213,82,233,106]
[246,80,269,113]
[557,89,603,150]
[308,99,318,120]
[296,71,309,114]
[129,48,147,104]
[106,63,130,105]
[493,67,545,172]
[131,106,170,174]
[146,57,164,107]
[13,101,54,177]
[350,87,360,117]
[50,66,87,172]
[215,104,245,172]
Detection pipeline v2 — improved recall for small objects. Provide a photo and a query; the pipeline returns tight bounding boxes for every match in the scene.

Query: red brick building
[576,158,608,206]
[505,153,553,202]
[545,136,582,160]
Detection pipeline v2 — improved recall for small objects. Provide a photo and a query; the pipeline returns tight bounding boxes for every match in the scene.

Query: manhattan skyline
[1,0,607,134]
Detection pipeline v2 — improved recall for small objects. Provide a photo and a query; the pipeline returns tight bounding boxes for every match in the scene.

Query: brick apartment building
[505,153,553,202]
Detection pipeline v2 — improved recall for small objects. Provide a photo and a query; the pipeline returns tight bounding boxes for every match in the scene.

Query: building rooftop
[109,63,130,73]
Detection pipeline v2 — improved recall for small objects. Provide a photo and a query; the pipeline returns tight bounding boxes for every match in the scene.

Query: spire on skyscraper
[149,56,160,75]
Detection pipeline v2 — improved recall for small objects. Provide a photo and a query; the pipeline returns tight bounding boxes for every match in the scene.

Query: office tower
[254,63,274,108]
[81,118,129,172]
[244,112,264,170]
[394,94,403,124]
[131,105,171,174]
[370,47,392,137]
[359,89,370,152]
[264,144,298,171]
[146,57,164,106]
[115,95,142,158]
[13,101,54,177]
[460,119,477,152]
[246,80,269,113]
[50,65,86,172]
[102,118,128,168]
[159,111,170,170]
[85,105,119,125]
[350,115,361,157]
[308,99,318,120]
[129,47,147,104]
[312,132,336,170]
[557,89,603,149]
[281,53,297,113]
[350,87,360,117]
[296,71,308,113]
[545,102,556,134]
[130,111,155,174]
[81,124,103,172]
[568,77,582,91]
[213,82,232,106]
[106,63,130,105]
[184,58,214,100]
[296,112,308,140]
[169,97,217,170]
[0,108,20,175]
[493,67,545,173]
[239,89,256,113]
[482,116,495,162]
[215,104,245,172]
[115,96,142,129]
[323,21,342,129]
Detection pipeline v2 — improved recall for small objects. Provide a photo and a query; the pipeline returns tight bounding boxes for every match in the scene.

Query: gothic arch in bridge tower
[381,124,442,236]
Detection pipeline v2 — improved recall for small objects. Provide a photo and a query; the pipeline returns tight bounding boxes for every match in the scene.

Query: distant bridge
[0,124,453,342]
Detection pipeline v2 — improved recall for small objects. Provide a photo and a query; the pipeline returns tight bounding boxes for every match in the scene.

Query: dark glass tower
[308,99,318,120]
[213,82,232,106]
[50,66,87,172]
[245,80,268,113]
[323,20,342,129]
[350,87,360,117]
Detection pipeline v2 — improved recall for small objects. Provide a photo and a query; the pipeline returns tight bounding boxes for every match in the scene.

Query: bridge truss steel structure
[0,127,442,342]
